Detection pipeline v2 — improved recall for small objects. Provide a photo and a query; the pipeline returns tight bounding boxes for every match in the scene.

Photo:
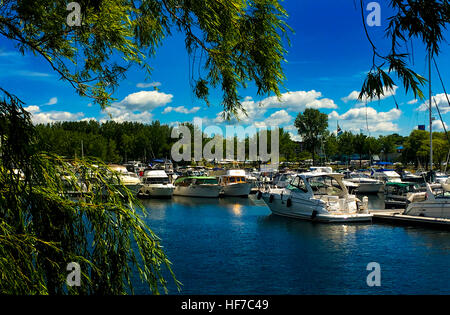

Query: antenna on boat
[428,50,433,173]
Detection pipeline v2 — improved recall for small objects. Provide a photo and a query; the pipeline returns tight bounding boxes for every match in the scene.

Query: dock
[369,209,450,229]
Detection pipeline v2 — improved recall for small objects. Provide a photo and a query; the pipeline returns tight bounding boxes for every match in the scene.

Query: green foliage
[35,120,175,162]
[402,129,450,168]
[294,108,328,165]
[359,0,448,101]
[0,0,290,116]
[0,96,179,294]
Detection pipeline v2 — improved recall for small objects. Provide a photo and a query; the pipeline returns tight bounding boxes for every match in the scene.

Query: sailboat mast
[429,51,433,171]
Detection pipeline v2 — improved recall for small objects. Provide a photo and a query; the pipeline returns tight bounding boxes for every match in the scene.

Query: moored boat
[344,171,384,194]
[138,169,174,198]
[218,169,252,197]
[384,182,426,209]
[107,164,143,196]
[403,183,450,219]
[259,172,372,223]
[173,176,221,198]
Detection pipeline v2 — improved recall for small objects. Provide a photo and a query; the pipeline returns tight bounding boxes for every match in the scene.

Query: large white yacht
[107,164,143,195]
[138,169,174,198]
[308,166,359,192]
[403,183,450,219]
[259,172,372,223]
[218,169,252,197]
[273,172,297,188]
[173,176,221,198]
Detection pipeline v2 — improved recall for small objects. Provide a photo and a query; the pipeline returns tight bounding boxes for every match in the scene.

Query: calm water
[134,194,450,294]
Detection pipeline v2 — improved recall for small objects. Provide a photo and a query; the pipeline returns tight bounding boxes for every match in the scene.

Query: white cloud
[288,132,302,142]
[101,110,153,123]
[253,110,293,128]
[407,99,418,105]
[328,107,401,133]
[261,90,338,111]
[100,90,172,123]
[213,90,337,125]
[31,111,85,124]
[23,105,40,113]
[24,105,85,124]
[163,106,200,114]
[17,70,52,77]
[136,82,161,88]
[416,93,450,114]
[432,120,448,131]
[45,97,58,105]
[342,86,398,103]
[114,90,173,112]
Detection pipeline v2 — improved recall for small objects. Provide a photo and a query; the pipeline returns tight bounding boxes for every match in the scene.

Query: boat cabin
[174,177,218,187]
[219,175,247,186]
[288,174,348,197]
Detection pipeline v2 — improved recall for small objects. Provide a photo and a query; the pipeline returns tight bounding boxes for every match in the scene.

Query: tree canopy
[294,108,328,165]
[0,0,290,116]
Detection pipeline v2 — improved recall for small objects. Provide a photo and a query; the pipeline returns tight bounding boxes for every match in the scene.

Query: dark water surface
[134,194,450,294]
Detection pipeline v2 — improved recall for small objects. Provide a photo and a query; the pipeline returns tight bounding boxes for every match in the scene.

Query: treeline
[35,120,297,164]
[320,130,450,169]
[35,120,174,163]
[35,120,450,169]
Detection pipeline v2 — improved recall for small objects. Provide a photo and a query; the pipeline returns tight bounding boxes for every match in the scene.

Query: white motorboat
[273,172,296,188]
[384,182,426,209]
[138,170,174,198]
[400,170,423,183]
[371,168,402,183]
[344,172,384,194]
[442,178,450,192]
[218,169,252,197]
[435,172,449,185]
[107,164,143,195]
[403,183,450,219]
[173,176,221,198]
[308,166,359,192]
[259,172,372,223]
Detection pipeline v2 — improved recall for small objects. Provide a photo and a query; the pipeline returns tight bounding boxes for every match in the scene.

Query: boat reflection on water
[171,195,255,207]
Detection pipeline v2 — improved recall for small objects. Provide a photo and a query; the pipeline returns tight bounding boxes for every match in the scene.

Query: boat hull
[262,193,372,223]
[174,185,221,198]
[404,199,450,219]
[139,185,174,198]
[221,183,252,197]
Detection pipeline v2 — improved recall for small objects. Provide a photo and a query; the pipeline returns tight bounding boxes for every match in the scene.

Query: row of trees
[294,108,450,170]
[35,115,450,170]
[35,120,297,164]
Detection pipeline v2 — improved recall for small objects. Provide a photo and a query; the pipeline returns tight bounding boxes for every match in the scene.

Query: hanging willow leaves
[359,0,449,102]
[0,93,180,294]
[0,0,291,116]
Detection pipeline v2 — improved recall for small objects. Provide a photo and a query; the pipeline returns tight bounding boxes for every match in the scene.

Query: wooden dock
[369,209,450,229]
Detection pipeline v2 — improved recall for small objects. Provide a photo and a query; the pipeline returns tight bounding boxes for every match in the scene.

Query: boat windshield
[307,176,345,196]
[287,176,308,193]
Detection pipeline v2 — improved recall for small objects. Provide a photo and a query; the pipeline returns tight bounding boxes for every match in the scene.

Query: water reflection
[137,192,450,294]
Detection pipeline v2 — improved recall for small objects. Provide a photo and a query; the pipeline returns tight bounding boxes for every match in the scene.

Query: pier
[370,209,450,229]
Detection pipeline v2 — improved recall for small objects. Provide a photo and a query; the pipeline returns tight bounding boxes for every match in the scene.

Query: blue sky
[1,0,449,140]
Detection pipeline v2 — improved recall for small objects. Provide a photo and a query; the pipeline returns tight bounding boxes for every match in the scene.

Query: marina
[2,0,450,298]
